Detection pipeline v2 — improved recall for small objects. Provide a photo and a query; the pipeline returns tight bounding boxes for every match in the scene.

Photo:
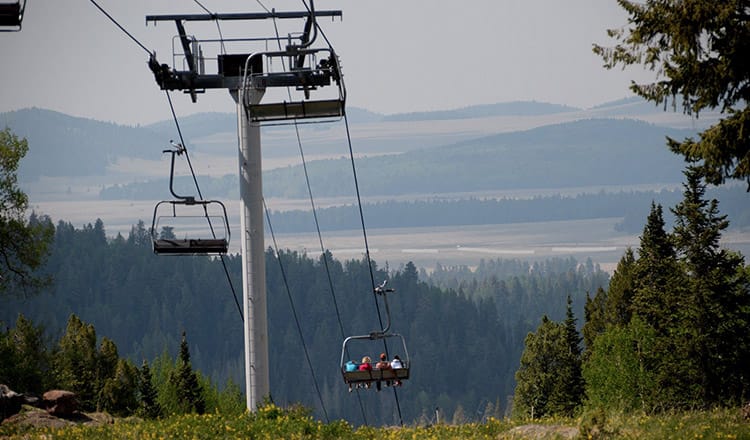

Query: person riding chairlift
[375,353,391,391]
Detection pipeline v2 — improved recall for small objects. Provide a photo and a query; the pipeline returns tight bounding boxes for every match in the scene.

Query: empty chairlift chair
[240,47,345,124]
[0,0,26,31]
[150,143,231,256]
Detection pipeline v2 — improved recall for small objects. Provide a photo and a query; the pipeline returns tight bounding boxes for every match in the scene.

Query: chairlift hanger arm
[145,10,341,23]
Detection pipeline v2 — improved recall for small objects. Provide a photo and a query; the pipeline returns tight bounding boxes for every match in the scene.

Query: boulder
[1,408,73,429]
[42,390,78,417]
[0,384,25,421]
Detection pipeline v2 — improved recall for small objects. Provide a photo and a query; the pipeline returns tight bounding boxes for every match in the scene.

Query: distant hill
[99,118,694,199]
[145,112,236,141]
[382,101,580,122]
[1,108,163,182]
[259,118,694,198]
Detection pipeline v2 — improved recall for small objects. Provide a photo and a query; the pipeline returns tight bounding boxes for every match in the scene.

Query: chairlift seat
[342,367,410,385]
[249,99,344,122]
[153,238,228,255]
[0,2,22,27]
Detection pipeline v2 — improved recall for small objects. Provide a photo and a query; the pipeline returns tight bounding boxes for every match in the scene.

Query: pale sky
[0,0,655,126]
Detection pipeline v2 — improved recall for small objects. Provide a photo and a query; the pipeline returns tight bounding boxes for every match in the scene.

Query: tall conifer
[671,166,750,404]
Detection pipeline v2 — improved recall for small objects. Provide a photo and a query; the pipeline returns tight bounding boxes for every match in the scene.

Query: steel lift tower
[146,7,345,411]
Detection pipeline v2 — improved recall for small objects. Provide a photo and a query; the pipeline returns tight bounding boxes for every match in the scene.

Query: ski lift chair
[0,0,25,31]
[151,198,230,255]
[340,332,411,388]
[340,282,411,389]
[241,47,346,123]
[150,143,231,256]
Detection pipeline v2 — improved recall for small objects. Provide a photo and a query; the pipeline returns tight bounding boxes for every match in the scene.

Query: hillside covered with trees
[1,215,608,425]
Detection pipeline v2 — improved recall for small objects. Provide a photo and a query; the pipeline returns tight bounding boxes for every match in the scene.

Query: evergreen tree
[54,314,100,410]
[555,296,584,416]
[632,202,699,407]
[631,202,682,332]
[98,359,139,416]
[605,247,637,327]
[169,331,205,414]
[137,360,163,419]
[582,287,607,359]
[513,310,582,419]
[0,314,51,394]
[96,337,119,409]
[671,167,750,405]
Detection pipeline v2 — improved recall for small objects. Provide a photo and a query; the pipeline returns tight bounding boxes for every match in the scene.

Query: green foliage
[0,314,52,394]
[0,127,53,296]
[3,213,609,424]
[582,287,607,359]
[582,318,657,413]
[170,331,205,415]
[670,167,750,405]
[98,358,138,416]
[54,314,100,410]
[604,248,636,327]
[137,360,163,419]
[513,312,583,419]
[594,1,750,187]
[583,167,750,412]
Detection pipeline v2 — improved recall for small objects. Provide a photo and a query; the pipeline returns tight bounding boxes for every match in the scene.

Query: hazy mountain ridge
[259,118,693,198]
[1,99,703,197]
[2,108,164,182]
[382,101,580,122]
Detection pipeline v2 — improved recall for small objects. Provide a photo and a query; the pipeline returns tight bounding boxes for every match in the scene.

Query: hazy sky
[0,0,655,125]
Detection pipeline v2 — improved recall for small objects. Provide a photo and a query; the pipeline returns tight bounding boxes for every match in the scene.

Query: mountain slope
[2,108,163,181]
[261,118,694,198]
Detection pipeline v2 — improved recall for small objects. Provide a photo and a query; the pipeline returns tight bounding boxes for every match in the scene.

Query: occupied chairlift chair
[340,282,411,389]
[150,143,230,255]
[0,0,26,31]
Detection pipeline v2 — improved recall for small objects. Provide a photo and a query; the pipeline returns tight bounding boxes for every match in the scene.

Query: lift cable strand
[165,90,244,323]
[191,0,226,55]
[343,113,404,426]
[263,199,329,423]
[89,0,151,55]
[268,13,369,426]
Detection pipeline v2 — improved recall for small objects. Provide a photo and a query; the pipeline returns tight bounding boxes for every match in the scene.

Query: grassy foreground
[1,403,748,439]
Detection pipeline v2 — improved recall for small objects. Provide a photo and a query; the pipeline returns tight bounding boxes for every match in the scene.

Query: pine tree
[556,295,583,416]
[632,203,682,331]
[605,247,637,327]
[138,360,163,419]
[98,359,138,416]
[630,202,699,407]
[582,287,607,358]
[54,314,100,411]
[169,331,205,414]
[513,309,583,419]
[671,166,750,405]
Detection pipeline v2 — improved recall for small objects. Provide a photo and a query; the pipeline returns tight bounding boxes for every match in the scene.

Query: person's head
[362,356,371,364]
[380,353,387,361]
[393,355,400,361]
